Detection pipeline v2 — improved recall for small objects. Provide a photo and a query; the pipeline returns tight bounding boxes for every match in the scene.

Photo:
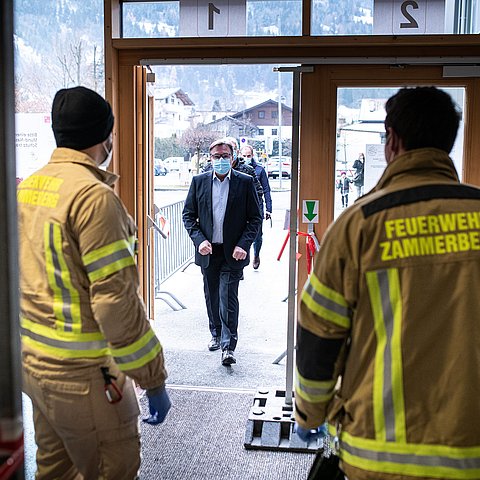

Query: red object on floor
[0,437,24,480]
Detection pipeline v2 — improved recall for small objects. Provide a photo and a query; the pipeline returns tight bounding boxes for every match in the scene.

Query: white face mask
[99,140,113,170]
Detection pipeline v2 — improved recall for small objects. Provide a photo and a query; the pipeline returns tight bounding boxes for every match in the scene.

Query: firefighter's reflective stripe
[328,426,480,479]
[295,367,335,403]
[301,272,352,329]
[110,328,162,371]
[44,222,82,333]
[82,237,136,283]
[366,268,406,443]
[21,317,110,358]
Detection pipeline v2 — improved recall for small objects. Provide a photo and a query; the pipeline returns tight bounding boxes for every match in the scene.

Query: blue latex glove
[143,387,171,425]
[295,422,328,442]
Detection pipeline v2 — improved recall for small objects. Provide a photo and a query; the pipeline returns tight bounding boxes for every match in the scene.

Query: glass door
[297,64,480,287]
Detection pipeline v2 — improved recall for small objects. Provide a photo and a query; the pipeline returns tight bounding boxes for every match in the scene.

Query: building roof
[156,88,195,106]
[231,99,292,118]
[340,121,385,133]
[206,115,250,127]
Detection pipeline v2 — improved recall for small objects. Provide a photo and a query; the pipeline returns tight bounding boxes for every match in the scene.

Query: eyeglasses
[211,154,232,161]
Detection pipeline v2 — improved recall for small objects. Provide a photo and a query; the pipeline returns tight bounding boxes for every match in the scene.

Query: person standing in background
[352,152,365,198]
[240,144,272,270]
[18,86,170,480]
[336,171,352,208]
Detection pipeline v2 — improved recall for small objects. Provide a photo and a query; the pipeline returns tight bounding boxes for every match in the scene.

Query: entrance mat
[140,388,315,480]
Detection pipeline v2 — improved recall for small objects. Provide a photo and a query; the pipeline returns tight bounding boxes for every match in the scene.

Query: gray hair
[209,138,234,154]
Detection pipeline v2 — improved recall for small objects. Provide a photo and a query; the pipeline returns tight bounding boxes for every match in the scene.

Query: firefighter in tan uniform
[295,87,480,480]
[18,86,170,479]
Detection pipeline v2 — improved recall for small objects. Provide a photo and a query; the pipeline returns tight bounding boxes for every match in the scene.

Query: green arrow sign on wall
[303,200,319,223]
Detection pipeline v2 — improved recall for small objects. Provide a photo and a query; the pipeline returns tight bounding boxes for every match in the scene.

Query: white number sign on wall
[373,0,445,35]
[180,0,246,37]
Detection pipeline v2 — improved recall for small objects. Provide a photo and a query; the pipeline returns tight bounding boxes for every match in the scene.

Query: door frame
[131,65,156,313]
[104,0,480,301]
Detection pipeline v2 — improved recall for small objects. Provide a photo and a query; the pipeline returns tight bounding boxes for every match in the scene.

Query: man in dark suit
[183,139,262,366]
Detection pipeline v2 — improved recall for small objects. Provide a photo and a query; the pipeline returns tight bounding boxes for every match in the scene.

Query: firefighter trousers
[23,365,141,480]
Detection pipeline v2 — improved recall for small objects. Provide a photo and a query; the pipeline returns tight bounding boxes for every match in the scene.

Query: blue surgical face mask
[213,158,231,175]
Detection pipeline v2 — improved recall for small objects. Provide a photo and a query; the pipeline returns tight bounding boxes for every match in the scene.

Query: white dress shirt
[211,170,230,244]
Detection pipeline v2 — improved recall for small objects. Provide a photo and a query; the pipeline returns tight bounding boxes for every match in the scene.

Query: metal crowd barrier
[152,200,195,311]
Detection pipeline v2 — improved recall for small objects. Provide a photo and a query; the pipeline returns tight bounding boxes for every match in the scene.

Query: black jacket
[182,169,262,269]
[352,159,364,186]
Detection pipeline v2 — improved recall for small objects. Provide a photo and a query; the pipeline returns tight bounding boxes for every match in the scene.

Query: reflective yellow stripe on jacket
[366,268,406,443]
[21,317,162,369]
[44,222,82,333]
[301,272,352,329]
[21,317,110,359]
[110,328,162,371]
[328,425,480,479]
[295,367,335,403]
[82,236,136,283]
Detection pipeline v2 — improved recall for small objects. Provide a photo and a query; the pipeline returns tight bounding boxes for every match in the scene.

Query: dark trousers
[202,244,243,351]
[252,221,263,257]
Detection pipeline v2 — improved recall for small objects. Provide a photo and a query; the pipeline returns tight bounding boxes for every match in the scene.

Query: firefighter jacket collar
[372,147,459,192]
[49,147,118,187]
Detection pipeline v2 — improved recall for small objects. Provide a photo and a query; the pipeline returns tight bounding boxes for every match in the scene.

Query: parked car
[163,156,185,172]
[267,156,291,179]
[154,158,168,176]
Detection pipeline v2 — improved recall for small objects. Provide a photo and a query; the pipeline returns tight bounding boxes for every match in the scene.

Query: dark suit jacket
[183,169,262,269]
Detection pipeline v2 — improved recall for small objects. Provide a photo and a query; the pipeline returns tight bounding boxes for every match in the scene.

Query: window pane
[311,0,373,35]
[246,0,302,36]
[334,86,465,220]
[14,0,105,182]
[311,0,480,36]
[122,1,180,38]
[121,0,302,38]
[121,0,480,38]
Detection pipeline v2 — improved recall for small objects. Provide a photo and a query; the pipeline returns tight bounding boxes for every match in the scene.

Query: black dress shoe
[221,349,236,366]
[253,256,260,269]
[208,337,220,351]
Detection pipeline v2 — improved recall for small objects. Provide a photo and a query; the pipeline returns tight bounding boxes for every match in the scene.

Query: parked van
[163,156,185,171]
[267,156,291,179]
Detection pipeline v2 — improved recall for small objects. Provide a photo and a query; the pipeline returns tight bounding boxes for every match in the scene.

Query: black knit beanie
[51,86,114,150]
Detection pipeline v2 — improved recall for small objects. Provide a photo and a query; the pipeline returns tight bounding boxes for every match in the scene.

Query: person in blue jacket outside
[240,144,272,270]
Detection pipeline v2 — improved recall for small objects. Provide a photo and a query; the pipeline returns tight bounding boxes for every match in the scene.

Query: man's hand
[294,422,327,442]
[265,212,272,220]
[232,246,247,261]
[143,387,171,425]
[198,240,212,255]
